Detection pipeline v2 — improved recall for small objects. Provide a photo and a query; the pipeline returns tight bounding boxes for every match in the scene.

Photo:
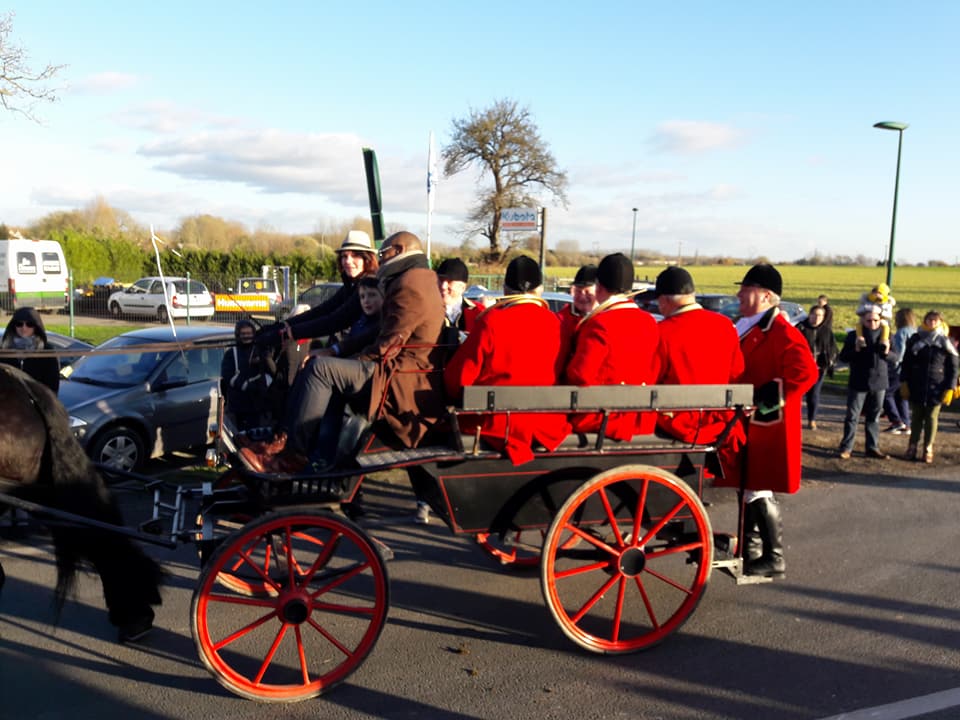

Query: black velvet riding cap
[597,253,634,293]
[572,264,598,287]
[504,256,542,293]
[736,263,782,296]
[655,266,695,296]
[436,258,469,283]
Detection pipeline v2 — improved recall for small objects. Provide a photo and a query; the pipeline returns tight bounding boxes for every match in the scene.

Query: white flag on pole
[426,131,437,263]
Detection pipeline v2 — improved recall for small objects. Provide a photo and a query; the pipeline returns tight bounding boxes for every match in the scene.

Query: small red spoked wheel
[192,509,389,702]
[541,465,712,654]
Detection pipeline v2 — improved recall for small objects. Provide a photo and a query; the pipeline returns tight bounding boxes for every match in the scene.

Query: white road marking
[819,687,960,720]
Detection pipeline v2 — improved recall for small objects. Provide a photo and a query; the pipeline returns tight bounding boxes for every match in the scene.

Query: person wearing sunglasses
[1,306,61,393]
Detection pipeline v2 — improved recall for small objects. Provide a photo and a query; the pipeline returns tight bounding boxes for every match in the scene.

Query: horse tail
[19,374,163,627]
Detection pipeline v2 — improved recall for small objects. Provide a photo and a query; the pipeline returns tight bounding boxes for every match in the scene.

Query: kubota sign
[500,208,538,231]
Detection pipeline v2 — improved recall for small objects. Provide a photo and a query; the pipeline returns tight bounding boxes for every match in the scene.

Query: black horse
[0,364,163,641]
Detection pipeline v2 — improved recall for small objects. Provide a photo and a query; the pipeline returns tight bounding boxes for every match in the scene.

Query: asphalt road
[2,393,959,720]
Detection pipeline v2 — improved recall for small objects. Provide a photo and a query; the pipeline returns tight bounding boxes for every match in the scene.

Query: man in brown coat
[242,231,445,473]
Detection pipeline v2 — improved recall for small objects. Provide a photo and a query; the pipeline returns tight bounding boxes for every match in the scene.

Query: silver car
[60,326,230,470]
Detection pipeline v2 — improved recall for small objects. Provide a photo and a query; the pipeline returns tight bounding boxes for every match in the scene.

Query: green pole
[873,121,908,290]
[68,273,75,337]
[885,130,904,289]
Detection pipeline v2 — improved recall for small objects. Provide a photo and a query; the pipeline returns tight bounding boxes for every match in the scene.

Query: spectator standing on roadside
[0,307,61,394]
[221,319,276,431]
[882,307,916,434]
[796,304,837,430]
[837,305,890,460]
[816,294,834,336]
[899,310,958,464]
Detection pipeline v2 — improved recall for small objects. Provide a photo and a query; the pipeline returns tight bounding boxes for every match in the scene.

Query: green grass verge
[46,323,145,346]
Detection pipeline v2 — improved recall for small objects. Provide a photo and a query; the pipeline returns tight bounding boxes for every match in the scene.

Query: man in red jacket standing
[445,256,569,465]
[654,266,744,443]
[563,253,660,439]
[717,264,818,578]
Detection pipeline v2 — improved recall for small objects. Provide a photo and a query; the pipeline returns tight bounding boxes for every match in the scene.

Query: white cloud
[138,129,370,202]
[71,72,138,94]
[650,120,744,155]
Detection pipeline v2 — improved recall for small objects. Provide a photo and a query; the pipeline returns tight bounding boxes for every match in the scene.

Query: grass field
[549,265,960,332]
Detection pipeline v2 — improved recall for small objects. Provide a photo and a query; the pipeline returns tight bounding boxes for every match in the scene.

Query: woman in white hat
[267,230,379,347]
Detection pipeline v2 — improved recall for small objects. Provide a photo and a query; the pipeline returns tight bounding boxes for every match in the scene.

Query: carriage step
[355,446,462,468]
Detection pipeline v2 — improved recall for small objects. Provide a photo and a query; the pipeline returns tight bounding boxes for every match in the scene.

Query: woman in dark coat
[796,304,837,429]
[1,306,61,393]
[899,310,958,463]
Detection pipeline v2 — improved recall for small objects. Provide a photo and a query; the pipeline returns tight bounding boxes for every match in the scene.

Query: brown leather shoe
[239,446,269,472]
[247,433,287,456]
[865,449,889,459]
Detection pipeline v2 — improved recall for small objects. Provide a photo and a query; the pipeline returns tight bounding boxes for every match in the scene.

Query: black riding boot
[744,496,785,577]
[742,500,763,562]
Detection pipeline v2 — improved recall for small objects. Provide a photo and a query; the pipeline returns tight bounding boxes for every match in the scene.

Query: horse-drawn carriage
[1,367,760,703]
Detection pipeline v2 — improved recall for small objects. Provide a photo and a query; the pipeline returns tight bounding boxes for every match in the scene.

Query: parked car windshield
[172,279,210,294]
[68,336,170,387]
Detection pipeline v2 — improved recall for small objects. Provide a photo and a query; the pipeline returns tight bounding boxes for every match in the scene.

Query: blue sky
[2,2,957,263]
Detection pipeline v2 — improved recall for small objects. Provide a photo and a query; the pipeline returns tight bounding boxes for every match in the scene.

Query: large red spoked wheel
[192,509,389,702]
[541,465,712,654]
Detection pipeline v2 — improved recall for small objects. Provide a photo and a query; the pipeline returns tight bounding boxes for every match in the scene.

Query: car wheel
[157,305,169,323]
[89,425,147,472]
[109,301,122,318]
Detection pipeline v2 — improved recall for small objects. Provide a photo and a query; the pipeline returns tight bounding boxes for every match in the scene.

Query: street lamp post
[873,121,908,288]
[630,207,638,263]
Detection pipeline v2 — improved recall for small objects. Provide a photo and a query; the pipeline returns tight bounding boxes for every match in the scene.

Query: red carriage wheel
[540,465,712,654]
[192,509,389,702]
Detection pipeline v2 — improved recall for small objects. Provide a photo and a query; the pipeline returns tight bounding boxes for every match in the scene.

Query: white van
[0,238,70,313]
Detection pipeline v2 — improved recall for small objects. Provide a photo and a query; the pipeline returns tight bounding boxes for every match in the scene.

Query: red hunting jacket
[656,304,745,443]
[445,296,570,465]
[563,298,660,439]
[717,307,818,493]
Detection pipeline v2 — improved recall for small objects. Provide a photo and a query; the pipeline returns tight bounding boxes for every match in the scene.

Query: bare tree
[1,12,64,121]
[442,99,568,261]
